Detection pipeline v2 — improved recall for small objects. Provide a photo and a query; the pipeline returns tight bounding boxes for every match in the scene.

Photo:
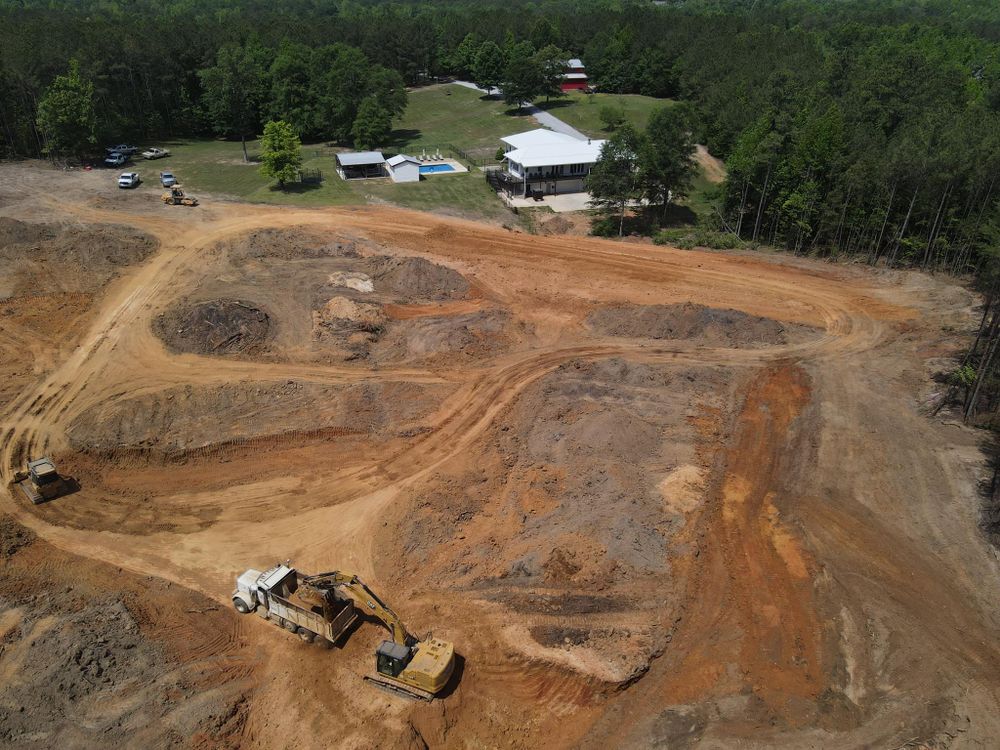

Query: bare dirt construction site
[1,161,999,749]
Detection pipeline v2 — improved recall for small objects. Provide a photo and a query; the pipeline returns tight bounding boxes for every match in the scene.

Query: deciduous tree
[259,119,301,188]
[36,60,96,160]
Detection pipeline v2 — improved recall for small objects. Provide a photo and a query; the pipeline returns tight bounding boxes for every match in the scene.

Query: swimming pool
[419,163,456,174]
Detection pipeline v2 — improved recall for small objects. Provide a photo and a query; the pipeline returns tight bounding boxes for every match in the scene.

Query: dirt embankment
[0,516,251,748]
[587,302,803,347]
[66,379,454,457]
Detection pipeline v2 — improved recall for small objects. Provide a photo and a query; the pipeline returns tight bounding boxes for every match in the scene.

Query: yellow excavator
[299,571,454,699]
[232,564,454,700]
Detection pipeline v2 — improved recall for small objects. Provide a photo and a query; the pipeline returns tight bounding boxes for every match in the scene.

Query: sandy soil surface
[0,160,998,748]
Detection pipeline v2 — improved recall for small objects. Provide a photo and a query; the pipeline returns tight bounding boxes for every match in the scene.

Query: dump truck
[233,564,358,646]
[233,563,455,700]
[13,457,65,504]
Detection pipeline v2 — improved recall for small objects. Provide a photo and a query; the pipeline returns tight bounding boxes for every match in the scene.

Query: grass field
[127,136,513,222]
[386,84,536,159]
[536,92,674,138]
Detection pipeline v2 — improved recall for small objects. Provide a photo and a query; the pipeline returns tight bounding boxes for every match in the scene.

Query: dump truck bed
[267,592,357,643]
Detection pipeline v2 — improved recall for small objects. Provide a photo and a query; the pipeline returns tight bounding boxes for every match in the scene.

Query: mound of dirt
[0,219,157,297]
[370,256,469,301]
[372,309,514,364]
[587,302,791,347]
[539,215,573,235]
[220,227,361,260]
[312,296,387,334]
[0,217,58,245]
[154,299,271,356]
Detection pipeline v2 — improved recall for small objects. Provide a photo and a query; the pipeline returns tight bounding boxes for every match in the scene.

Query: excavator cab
[376,641,412,678]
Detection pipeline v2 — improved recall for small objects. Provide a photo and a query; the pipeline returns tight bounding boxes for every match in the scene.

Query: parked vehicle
[106,143,138,155]
[159,171,177,187]
[142,147,170,159]
[118,172,141,188]
[104,152,127,167]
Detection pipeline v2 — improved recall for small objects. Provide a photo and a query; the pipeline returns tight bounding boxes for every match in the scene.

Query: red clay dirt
[0,161,998,748]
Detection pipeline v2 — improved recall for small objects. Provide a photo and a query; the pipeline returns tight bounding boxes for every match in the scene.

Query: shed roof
[387,154,420,167]
[336,151,385,166]
[567,58,584,68]
[563,73,589,80]
[500,128,578,150]
[505,139,607,168]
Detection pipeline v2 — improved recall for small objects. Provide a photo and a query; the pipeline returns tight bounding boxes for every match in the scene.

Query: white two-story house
[498,129,606,198]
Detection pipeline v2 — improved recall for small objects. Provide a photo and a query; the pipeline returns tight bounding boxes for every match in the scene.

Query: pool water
[419,163,456,174]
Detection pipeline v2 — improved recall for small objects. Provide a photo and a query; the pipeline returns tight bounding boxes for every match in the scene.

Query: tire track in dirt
[580,364,822,746]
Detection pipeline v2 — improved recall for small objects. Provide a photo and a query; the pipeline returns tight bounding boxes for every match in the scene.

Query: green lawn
[386,84,537,160]
[362,171,515,223]
[535,92,675,139]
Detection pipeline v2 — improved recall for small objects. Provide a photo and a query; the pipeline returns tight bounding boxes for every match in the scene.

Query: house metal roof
[336,151,385,166]
[500,129,578,150]
[387,154,419,167]
[567,58,584,68]
[563,73,589,80]
[504,140,607,168]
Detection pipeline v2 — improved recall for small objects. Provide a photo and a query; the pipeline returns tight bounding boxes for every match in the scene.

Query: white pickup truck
[233,564,357,645]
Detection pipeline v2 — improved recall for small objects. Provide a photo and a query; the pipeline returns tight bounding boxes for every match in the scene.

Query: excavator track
[363,674,435,701]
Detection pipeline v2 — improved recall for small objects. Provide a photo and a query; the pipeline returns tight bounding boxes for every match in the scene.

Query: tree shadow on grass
[383,129,422,151]
[534,99,574,111]
[268,181,322,194]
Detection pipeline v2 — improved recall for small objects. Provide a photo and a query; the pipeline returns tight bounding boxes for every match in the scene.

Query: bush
[654,228,746,250]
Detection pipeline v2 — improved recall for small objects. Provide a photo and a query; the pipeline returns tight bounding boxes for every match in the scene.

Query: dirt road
[1,163,998,748]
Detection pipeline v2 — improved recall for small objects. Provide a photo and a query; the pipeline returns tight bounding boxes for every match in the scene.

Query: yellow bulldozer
[161,186,198,206]
[232,564,455,700]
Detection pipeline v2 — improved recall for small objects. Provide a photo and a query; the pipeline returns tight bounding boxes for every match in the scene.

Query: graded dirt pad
[381,357,737,684]
[155,299,272,356]
[587,302,799,346]
[1,167,999,750]
[0,515,250,748]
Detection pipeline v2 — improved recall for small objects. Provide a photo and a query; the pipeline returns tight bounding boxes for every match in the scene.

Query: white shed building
[386,154,421,183]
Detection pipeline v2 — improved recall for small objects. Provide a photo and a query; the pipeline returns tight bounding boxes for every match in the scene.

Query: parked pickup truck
[106,143,138,155]
[233,564,358,646]
[104,152,127,167]
[159,171,177,187]
[118,172,141,188]
[142,147,170,159]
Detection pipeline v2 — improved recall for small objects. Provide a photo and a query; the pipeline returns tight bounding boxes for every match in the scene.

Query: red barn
[561,58,588,92]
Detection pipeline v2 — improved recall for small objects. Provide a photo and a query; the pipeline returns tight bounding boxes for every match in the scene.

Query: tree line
[2,0,999,278]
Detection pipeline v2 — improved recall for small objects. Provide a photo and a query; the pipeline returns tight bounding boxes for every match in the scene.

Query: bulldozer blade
[363,674,435,702]
[17,479,42,505]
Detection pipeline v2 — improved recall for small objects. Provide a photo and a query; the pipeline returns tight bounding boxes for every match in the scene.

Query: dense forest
[2,0,999,279]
